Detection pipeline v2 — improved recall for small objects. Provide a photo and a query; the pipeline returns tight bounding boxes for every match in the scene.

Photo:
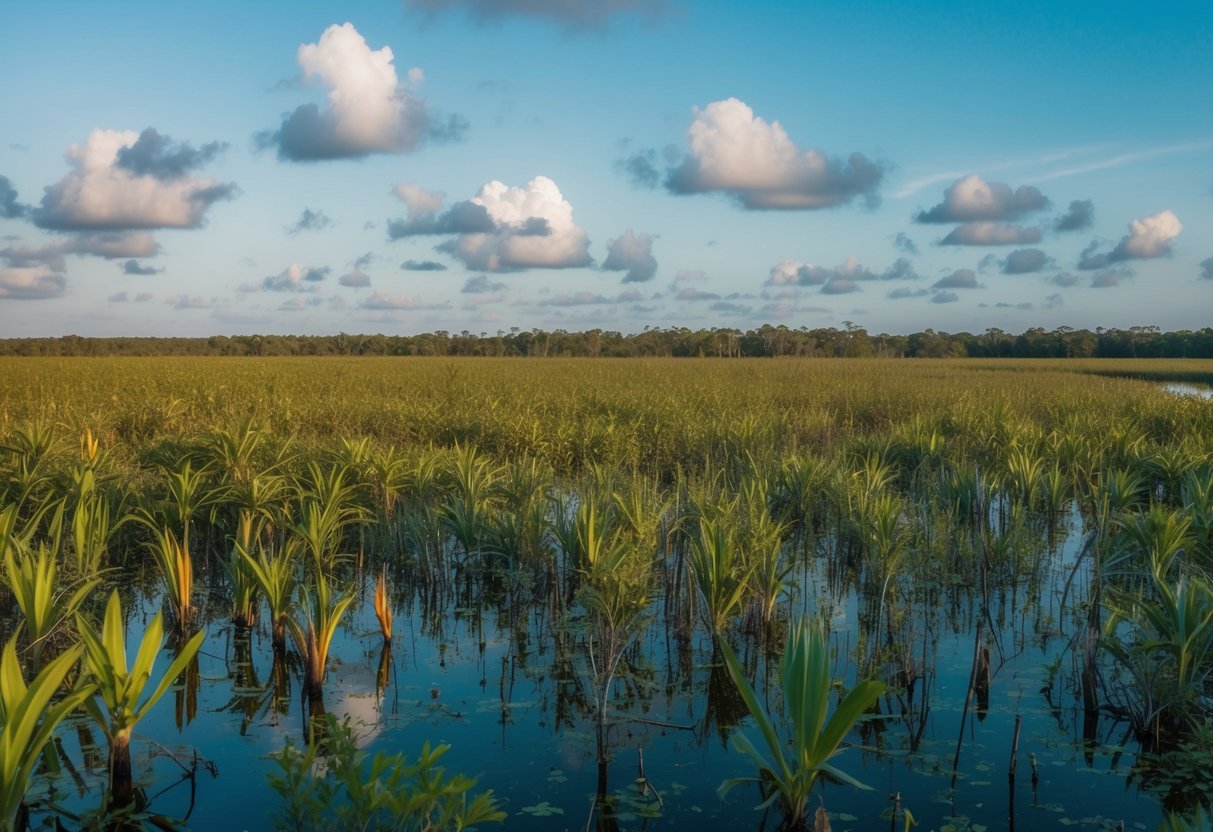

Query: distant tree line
[3,324,1213,359]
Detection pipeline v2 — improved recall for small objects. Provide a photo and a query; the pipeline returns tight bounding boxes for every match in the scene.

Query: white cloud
[449,176,592,270]
[1117,210,1182,258]
[262,23,435,161]
[765,256,919,286]
[665,98,884,209]
[34,129,233,230]
[0,266,65,300]
[1078,210,1182,269]
[915,174,1049,223]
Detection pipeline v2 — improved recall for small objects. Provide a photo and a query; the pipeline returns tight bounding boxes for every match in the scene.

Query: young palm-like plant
[146,525,194,630]
[688,518,754,635]
[4,543,96,671]
[239,539,299,653]
[719,619,885,830]
[374,568,393,646]
[76,591,204,807]
[0,639,94,831]
[439,444,501,568]
[287,572,355,715]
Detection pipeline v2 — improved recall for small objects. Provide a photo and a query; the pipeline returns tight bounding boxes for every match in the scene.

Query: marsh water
[29,499,1170,832]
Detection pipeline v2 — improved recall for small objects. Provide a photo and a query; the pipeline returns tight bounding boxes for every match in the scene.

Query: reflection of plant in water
[1132,719,1213,814]
[719,618,885,831]
[266,714,505,832]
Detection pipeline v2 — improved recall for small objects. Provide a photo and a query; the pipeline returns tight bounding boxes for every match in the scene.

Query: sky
[1,0,1210,338]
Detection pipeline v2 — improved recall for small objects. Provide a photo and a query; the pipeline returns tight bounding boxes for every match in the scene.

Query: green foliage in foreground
[267,714,505,832]
[719,619,885,830]
[0,640,93,832]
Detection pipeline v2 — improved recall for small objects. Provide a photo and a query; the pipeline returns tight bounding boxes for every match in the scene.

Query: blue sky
[1,0,1210,337]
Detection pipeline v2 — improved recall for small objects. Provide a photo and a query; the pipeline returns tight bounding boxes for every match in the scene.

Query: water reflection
[42,496,1173,832]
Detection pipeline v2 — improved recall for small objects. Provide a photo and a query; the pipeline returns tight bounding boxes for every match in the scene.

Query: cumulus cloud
[932,290,959,304]
[1200,256,1213,280]
[122,259,162,275]
[1078,210,1182,269]
[1051,273,1080,287]
[1002,248,1049,274]
[108,291,129,303]
[602,229,657,283]
[410,176,592,271]
[665,98,884,210]
[915,174,1049,223]
[462,275,506,293]
[765,256,919,287]
[402,259,448,271]
[887,287,929,300]
[893,232,918,255]
[0,266,65,300]
[114,128,227,179]
[404,0,668,29]
[1,233,160,272]
[940,222,1042,246]
[0,176,27,219]
[387,200,495,238]
[932,269,979,289]
[1055,199,1093,232]
[248,263,330,292]
[288,207,332,234]
[338,269,371,287]
[34,129,234,230]
[258,23,447,161]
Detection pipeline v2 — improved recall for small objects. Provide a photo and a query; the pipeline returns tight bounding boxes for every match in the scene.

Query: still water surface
[39,507,1164,832]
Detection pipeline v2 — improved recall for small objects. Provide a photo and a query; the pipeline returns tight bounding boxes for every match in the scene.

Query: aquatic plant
[719,618,885,830]
[267,714,505,832]
[0,639,93,832]
[374,568,393,645]
[76,591,204,807]
[287,572,355,714]
[687,517,753,635]
[3,542,95,671]
[145,525,194,630]
[240,538,299,653]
